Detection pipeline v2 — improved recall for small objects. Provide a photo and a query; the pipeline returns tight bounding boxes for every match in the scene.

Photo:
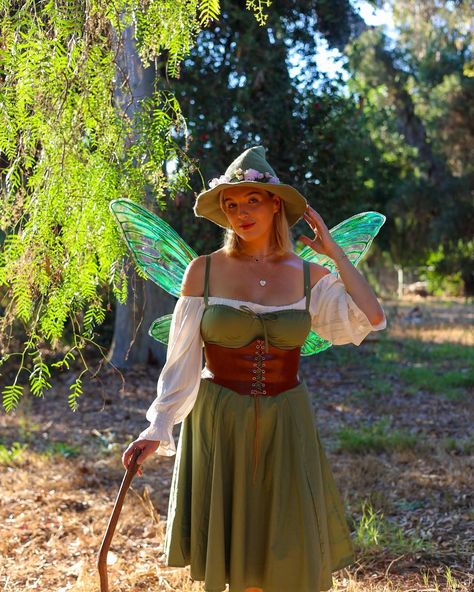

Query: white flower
[209,168,280,188]
[208,174,231,188]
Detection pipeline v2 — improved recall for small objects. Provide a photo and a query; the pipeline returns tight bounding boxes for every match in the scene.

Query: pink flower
[243,168,262,181]
[268,176,280,184]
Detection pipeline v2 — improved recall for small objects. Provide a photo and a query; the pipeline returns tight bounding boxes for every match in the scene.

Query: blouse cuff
[137,410,177,457]
[345,293,387,344]
[310,272,387,346]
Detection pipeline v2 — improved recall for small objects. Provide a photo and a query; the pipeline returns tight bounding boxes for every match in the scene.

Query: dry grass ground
[1,295,473,592]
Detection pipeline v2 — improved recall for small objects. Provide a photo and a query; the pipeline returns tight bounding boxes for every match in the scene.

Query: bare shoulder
[180,250,225,296]
[307,260,331,288]
[180,255,207,297]
[288,252,331,288]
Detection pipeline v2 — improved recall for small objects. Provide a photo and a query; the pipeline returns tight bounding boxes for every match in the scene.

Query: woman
[122,146,387,592]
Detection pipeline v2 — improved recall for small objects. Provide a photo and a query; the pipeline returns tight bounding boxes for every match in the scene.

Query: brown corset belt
[203,339,302,483]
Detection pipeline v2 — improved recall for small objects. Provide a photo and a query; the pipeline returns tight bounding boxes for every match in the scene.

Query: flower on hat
[243,168,263,181]
[234,167,244,180]
[208,168,280,189]
[209,174,231,188]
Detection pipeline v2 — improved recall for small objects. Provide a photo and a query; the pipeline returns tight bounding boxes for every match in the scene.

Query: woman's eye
[226,198,259,209]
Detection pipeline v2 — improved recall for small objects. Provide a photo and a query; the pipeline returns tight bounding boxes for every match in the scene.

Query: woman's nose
[236,204,250,217]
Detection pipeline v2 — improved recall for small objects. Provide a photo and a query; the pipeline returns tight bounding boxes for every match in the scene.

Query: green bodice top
[200,255,312,353]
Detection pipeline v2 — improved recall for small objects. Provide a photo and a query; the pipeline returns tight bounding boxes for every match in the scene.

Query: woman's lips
[240,222,255,229]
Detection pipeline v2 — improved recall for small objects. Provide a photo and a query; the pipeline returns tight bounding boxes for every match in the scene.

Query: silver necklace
[239,251,275,286]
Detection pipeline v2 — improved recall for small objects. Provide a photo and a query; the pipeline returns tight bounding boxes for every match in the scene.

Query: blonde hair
[219,189,295,257]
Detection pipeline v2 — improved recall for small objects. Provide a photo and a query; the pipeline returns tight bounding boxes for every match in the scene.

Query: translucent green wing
[300,331,333,356]
[297,211,386,356]
[148,315,172,345]
[295,211,386,271]
[110,198,199,346]
[109,198,198,298]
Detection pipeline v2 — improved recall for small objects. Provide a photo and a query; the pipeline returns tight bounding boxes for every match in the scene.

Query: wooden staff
[97,446,142,592]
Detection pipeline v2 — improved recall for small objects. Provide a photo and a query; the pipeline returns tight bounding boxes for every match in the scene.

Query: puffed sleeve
[137,296,205,456]
[310,272,387,346]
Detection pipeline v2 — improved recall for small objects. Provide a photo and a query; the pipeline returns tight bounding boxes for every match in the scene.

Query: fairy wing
[300,331,333,356]
[297,211,386,356]
[148,315,173,345]
[110,198,199,346]
[109,198,198,298]
[295,211,386,272]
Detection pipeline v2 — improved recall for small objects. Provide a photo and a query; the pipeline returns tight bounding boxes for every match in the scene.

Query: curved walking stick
[97,447,142,592]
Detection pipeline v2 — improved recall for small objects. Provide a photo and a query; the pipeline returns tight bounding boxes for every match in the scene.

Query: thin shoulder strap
[303,259,311,311]
[204,254,211,307]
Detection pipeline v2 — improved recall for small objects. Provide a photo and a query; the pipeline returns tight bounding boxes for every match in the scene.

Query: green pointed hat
[194,146,307,228]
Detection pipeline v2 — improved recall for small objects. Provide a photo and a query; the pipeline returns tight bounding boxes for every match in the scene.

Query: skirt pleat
[163,377,355,592]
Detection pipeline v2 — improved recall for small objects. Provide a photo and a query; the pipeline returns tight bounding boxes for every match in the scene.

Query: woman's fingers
[304,208,332,242]
[299,234,316,249]
[303,211,319,234]
[122,442,142,470]
[122,439,161,474]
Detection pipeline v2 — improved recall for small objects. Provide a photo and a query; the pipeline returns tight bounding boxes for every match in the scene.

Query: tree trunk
[108,255,175,367]
[107,11,171,367]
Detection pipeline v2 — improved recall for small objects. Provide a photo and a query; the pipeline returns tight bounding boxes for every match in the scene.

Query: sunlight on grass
[335,417,419,454]
[421,566,465,592]
[400,366,474,400]
[353,499,432,556]
[390,324,473,346]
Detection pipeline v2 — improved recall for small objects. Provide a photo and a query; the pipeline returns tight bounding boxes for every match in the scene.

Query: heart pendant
[259,279,266,286]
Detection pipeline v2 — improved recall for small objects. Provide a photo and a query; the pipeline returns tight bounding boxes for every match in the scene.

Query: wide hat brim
[194,181,308,229]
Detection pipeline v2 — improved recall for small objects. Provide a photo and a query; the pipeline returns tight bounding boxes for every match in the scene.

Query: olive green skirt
[164,377,355,592]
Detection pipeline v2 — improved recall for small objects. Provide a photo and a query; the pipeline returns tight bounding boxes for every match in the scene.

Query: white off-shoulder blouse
[138,272,387,456]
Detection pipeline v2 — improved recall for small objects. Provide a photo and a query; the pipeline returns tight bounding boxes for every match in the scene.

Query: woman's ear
[272,194,281,213]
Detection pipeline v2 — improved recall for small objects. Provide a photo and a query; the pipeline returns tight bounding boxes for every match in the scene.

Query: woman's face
[221,186,281,240]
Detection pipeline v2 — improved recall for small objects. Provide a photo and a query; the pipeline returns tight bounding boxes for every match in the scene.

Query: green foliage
[441,436,474,456]
[400,365,474,400]
[423,240,474,297]
[0,441,28,465]
[0,0,272,410]
[353,499,432,555]
[245,1,272,26]
[346,2,474,277]
[168,3,398,256]
[2,384,24,412]
[41,441,81,458]
[335,417,419,454]
[198,0,221,27]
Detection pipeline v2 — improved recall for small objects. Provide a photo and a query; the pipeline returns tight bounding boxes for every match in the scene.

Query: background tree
[346,0,473,292]
[0,0,271,409]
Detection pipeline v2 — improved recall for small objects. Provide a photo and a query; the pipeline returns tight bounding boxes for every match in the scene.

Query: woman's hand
[122,439,161,477]
[299,204,342,260]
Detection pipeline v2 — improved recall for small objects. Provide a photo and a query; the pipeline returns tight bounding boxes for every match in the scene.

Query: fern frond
[2,384,24,412]
[198,0,220,27]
